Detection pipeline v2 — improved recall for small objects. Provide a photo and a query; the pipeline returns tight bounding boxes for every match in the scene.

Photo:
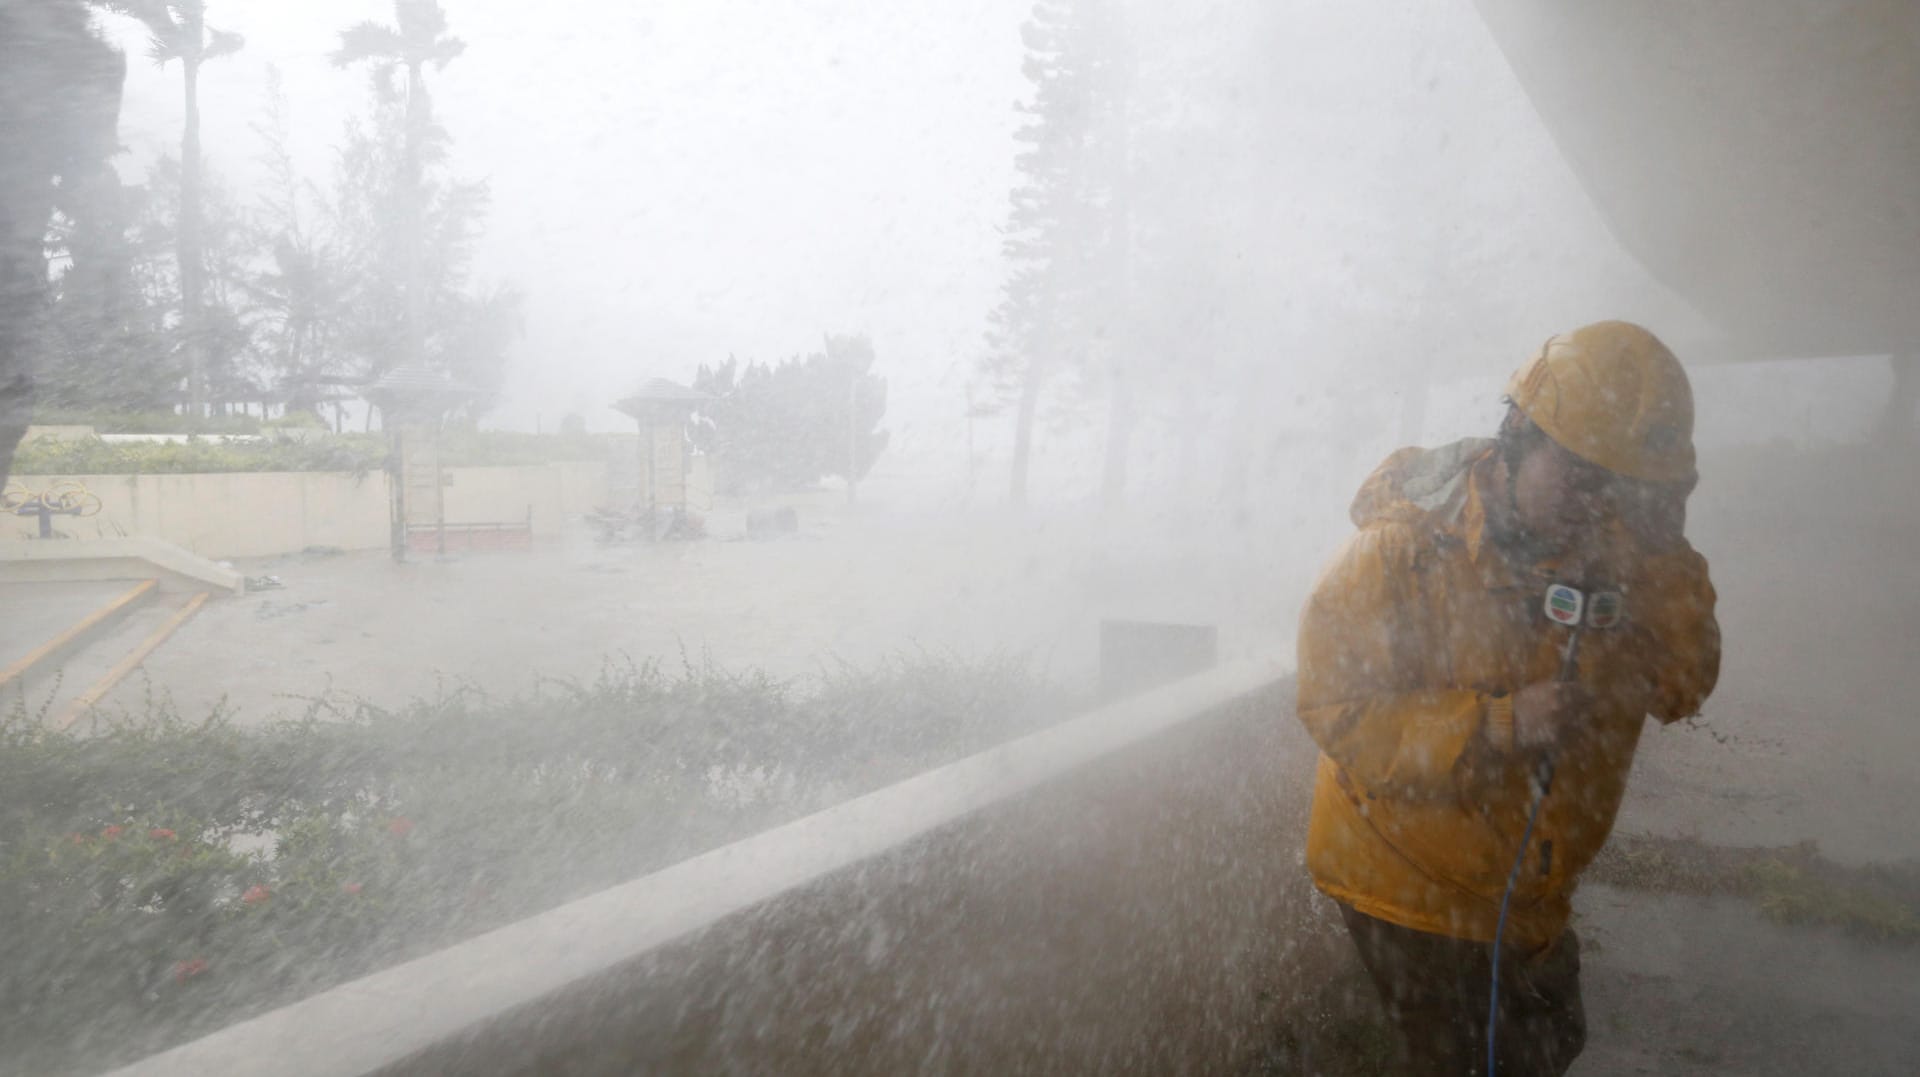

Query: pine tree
[981,0,1129,506]
[39,170,179,411]
[330,0,466,382]
[246,71,349,417]
[330,2,517,410]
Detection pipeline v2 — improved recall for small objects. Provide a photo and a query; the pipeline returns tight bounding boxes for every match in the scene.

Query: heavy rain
[1,2,1917,1075]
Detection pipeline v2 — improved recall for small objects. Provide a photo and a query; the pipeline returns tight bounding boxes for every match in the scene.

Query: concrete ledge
[0,537,242,594]
[110,659,1303,1077]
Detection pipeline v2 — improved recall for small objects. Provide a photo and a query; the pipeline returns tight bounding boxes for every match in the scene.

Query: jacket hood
[1349,437,1496,529]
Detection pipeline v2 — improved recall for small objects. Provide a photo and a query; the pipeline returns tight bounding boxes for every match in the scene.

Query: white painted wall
[7,464,609,559]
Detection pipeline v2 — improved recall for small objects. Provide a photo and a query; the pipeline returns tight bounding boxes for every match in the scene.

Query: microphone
[1536,584,1624,792]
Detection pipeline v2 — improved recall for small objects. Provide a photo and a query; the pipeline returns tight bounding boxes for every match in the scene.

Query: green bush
[0,653,1061,1076]
[9,435,389,476]
[262,411,330,431]
[27,410,266,436]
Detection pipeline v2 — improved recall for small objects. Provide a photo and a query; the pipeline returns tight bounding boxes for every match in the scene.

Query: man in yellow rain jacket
[1297,321,1720,1076]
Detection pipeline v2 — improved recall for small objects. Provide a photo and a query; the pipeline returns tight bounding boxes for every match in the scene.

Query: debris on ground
[254,598,328,621]
[747,506,800,539]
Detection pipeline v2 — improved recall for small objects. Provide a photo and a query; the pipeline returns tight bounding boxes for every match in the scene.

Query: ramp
[0,536,243,594]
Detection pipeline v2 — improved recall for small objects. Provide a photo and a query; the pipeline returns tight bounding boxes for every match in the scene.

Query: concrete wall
[471,684,1324,1077]
[113,664,1342,1077]
[440,462,606,538]
[8,463,607,559]
[18,425,97,443]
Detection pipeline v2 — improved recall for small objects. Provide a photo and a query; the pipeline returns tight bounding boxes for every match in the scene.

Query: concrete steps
[0,579,156,697]
[3,587,212,729]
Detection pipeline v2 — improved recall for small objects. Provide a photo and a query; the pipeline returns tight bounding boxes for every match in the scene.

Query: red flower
[171,958,210,983]
[149,828,177,841]
[341,882,364,896]
[386,817,414,838]
[67,833,89,845]
[101,825,123,840]
[241,885,271,906]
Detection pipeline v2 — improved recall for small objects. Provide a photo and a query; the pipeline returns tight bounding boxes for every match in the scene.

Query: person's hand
[1611,477,1691,553]
[1512,681,1593,755]
[1558,535,1623,589]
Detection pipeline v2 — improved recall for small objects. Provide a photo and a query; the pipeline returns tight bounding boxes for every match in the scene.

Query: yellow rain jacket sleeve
[1297,525,1496,800]
[1626,547,1721,723]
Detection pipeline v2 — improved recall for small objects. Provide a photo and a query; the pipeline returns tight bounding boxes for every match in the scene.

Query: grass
[1589,834,1920,942]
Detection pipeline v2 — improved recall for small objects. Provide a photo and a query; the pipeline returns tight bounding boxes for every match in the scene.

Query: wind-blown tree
[435,284,522,412]
[330,0,465,379]
[99,2,244,418]
[0,0,125,483]
[980,0,1128,506]
[38,169,179,411]
[1089,7,1133,510]
[120,154,257,412]
[692,338,889,496]
[822,333,890,502]
[326,58,518,409]
[248,233,344,415]
[246,70,349,417]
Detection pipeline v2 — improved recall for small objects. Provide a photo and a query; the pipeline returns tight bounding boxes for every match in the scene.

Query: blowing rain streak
[2,2,1917,1075]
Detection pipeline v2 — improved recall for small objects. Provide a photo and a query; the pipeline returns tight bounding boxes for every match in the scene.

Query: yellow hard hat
[1505,321,1696,483]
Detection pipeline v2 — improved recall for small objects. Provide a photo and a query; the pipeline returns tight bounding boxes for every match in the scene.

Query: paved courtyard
[79,499,1301,725]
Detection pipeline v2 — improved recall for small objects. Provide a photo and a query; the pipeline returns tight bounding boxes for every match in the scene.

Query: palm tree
[330,0,464,376]
[99,2,244,419]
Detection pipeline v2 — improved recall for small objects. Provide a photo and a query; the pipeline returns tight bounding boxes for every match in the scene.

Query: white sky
[100,0,1030,436]
[94,0,1871,478]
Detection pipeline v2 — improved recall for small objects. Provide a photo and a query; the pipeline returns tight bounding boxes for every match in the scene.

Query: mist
[2,2,1917,1075]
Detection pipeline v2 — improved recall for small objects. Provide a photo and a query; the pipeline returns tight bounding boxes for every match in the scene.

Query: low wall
[7,463,608,559]
[114,663,1338,1077]
[442,462,606,539]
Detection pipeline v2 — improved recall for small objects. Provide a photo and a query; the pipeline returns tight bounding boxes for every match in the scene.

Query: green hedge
[0,653,1060,1076]
[10,435,388,476]
[26,410,270,436]
[9,430,616,475]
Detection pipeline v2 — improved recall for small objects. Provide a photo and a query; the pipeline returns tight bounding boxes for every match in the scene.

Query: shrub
[0,654,1063,1075]
[9,435,387,476]
[26,410,266,436]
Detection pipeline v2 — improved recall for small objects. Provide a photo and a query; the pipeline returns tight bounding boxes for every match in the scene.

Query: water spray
[1487,582,1620,1075]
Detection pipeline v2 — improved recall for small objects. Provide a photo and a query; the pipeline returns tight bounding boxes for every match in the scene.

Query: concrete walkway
[105,506,1301,725]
